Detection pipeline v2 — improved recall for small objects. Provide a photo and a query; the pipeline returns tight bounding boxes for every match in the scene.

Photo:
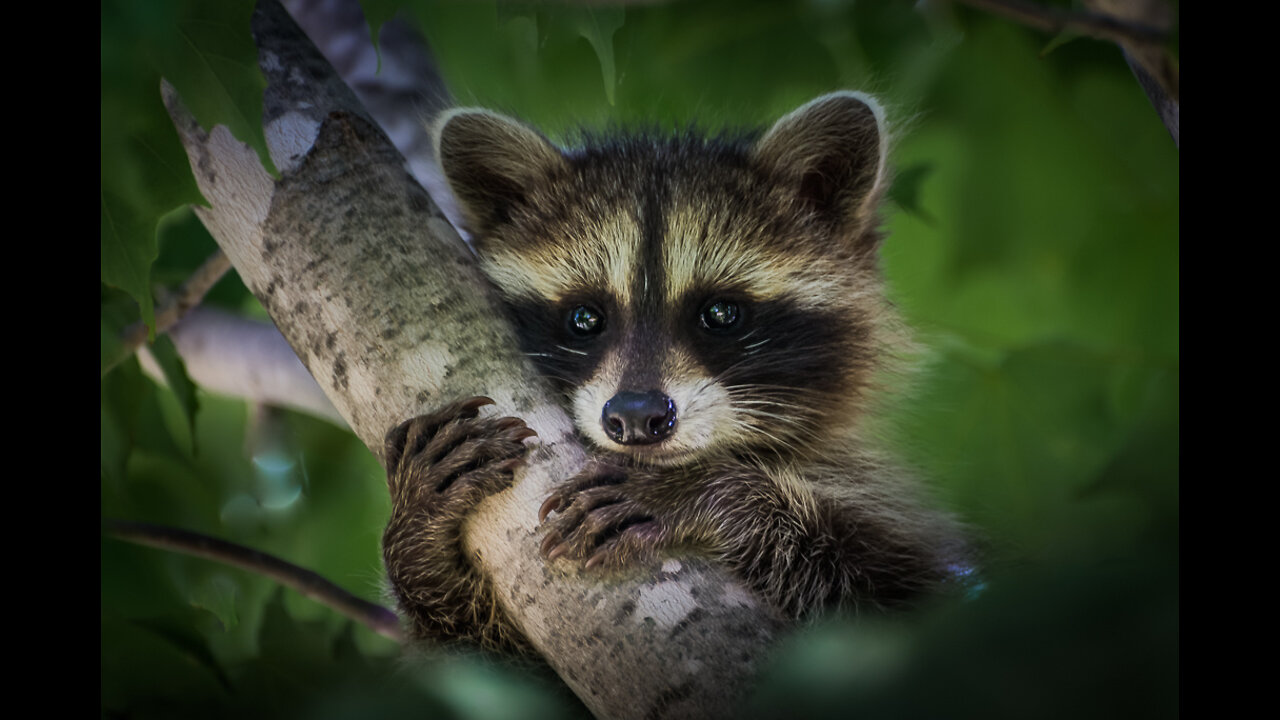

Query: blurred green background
[101,1,1178,718]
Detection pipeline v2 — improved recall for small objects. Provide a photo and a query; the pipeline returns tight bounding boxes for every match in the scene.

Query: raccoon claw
[542,533,570,562]
[385,396,497,469]
[540,477,667,570]
[385,397,534,502]
[537,461,626,524]
[584,549,609,571]
[584,520,665,570]
[538,495,562,523]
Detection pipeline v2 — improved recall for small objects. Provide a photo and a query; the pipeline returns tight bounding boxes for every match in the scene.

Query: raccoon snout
[601,391,677,445]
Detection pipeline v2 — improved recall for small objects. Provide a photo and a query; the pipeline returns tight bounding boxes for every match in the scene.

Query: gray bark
[163,2,782,718]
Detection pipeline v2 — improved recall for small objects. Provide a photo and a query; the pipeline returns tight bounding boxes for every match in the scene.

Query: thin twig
[119,249,233,353]
[951,0,1167,45]
[104,518,404,643]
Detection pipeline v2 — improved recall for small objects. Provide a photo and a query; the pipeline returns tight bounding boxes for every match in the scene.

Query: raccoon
[382,92,968,654]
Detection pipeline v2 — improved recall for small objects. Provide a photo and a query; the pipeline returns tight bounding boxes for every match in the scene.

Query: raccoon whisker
[737,409,824,438]
[725,383,832,400]
[740,407,824,427]
[554,345,589,356]
[729,396,815,415]
[726,391,827,411]
[737,421,792,450]
[678,378,722,417]
[730,398,813,409]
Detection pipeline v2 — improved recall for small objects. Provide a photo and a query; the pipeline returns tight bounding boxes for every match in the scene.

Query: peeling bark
[163,2,783,718]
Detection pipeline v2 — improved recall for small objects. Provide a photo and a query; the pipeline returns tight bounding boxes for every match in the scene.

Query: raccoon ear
[433,108,567,237]
[752,91,887,234]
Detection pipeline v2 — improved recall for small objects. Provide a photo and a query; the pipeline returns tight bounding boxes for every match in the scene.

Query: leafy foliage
[101,1,1178,717]
[101,0,274,334]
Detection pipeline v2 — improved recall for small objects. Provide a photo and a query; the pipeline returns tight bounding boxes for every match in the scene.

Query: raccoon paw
[537,465,673,571]
[384,396,536,511]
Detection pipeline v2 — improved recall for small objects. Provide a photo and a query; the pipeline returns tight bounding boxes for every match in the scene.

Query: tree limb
[951,0,1167,45]
[109,250,232,374]
[162,2,782,717]
[951,0,1179,147]
[137,307,345,426]
[104,518,403,642]
[280,0,467,237]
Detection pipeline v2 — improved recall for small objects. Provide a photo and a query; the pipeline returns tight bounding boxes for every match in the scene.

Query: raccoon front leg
[382,396,537,654]
[538,462,950,618]
[536,461,672,569]
[536,461,733,573]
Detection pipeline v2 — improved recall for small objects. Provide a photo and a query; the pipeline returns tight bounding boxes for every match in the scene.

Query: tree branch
[104,519,403,642]
[280,0,467,237]
[950,0,1167,45]
[136,307,345,426]
[951,0,1178,147]
[109,250,232,374]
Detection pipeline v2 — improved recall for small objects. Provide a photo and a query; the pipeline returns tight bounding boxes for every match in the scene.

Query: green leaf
[101,357,149,486]
[188,573,240,632]
[359,0,402,61]
[149,0,276,177]
[101,192,160,337]
[888,162,934,222]
[102,611,230,715]
[102,402,127,488]
[102,0,273,338]
[1040,28,1083,57]
[149,333,200,454]
[550,5,626,106]
[102,1,201,334]
[753,552,1177,720]
[129,613,234,693]
[102,316,129,377]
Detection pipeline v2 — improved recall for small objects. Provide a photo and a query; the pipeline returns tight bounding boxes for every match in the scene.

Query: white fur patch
[662,374,734,459]
[573,345,739,464]
[572,350,627,451]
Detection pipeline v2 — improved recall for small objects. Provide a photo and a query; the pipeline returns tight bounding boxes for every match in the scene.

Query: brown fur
[383,93,969,652]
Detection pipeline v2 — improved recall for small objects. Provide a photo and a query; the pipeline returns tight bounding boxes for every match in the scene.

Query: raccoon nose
[601,391,677,445]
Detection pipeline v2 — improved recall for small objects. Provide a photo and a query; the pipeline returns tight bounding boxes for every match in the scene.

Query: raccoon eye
[567,305,604,335]
[700,299,741,330]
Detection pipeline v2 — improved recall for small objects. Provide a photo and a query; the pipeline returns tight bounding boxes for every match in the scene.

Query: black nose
[601,391,676,445]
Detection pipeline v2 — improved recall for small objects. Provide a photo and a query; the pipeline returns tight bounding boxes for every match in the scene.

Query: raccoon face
[435,93,892,465]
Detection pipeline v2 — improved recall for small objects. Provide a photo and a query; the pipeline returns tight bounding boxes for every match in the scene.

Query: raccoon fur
[382,92,969,654]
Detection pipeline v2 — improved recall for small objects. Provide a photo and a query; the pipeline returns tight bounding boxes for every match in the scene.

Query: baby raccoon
[382,92,968,653]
